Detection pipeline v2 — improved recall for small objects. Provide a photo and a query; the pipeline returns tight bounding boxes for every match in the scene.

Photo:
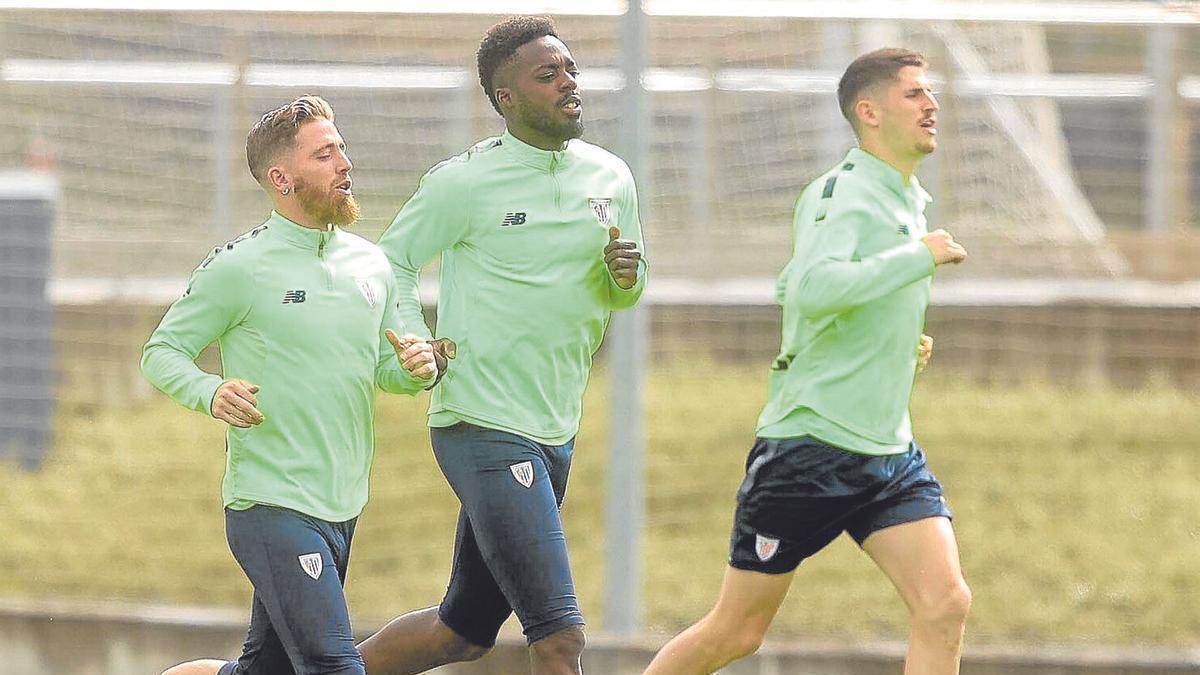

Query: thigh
[439,507,516,648]
[860,516,965,614]
[432,424,583,644]
[225,506,363,675]
[709,565,795,637]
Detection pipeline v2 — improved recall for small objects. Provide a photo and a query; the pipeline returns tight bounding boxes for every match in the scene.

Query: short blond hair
[246,95,334,185]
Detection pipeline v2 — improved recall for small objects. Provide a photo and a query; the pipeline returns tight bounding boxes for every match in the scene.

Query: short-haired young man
[145,95,439,675]
[357,16,646,675]
[643,48,970,675]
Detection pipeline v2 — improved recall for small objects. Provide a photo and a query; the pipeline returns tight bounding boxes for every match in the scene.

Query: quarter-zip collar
[501,129,573,173]
[845,147,933,203]
[268,210,336,253]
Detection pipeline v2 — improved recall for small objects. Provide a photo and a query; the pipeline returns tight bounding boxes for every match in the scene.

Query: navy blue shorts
[431,422,584,647]
[217,504,364,675]
[729,436,952,575]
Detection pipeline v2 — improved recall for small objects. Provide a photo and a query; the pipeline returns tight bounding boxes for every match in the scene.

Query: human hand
[917,334,933,373]
[922,229,967,266]
[385,329,438,381]
[430,337,457,375]
[603,226,642,289]
[211,379,264,428]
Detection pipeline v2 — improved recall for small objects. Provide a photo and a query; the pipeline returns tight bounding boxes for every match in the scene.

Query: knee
[439,629,490,663]
[912,578,972,635]
[699,613,767,661]
[726,623,768,661]
[531,624,586,663]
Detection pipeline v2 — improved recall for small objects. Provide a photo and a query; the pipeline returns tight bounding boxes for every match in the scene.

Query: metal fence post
[1145,22,1176,237]
[604,0,649,637]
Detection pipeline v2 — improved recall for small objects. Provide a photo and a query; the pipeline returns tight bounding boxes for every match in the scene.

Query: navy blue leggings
[432,422,584,647]
[218,504,364,675]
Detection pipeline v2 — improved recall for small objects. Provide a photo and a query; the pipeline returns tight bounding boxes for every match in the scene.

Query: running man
[643,48,970,675]
[144,95,438,675]
[357,16,646,675]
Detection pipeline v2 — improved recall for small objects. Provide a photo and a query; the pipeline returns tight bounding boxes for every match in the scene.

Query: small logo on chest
[588,198,612,225]
[282,290,307,304]
[501,212,527,227]
[898,224,910,235]
[355,278,378,307]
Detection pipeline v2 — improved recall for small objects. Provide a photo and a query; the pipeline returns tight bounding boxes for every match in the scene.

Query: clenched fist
[211,379,264,428]
[917,334,933,374]
[604,226,642,289]
[922,229,967,266]
[385,330,438,381]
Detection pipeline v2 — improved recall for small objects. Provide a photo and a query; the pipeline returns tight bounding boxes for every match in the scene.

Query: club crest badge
[588,198,612,226]
[298,553,323,580]
[510,461,535,488]
[355,278,378,307]
[755,534,780,562]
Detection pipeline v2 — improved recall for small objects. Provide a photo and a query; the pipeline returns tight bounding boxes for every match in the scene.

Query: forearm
[140,341,223,414]
[390,263,435,340]
[794,241,934,318]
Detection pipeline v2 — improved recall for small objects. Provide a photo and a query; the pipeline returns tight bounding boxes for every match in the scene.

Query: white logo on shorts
[755,534,780,562]
[298,553,323,580]
[510,461,535,488]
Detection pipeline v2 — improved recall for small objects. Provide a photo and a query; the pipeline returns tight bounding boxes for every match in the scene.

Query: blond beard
[295,179,360,227]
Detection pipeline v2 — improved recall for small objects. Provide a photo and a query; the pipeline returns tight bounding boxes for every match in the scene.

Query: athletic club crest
[298,553,323,580]
[509,461,535,488]
[588,198,612,226]
[355,278,378,307]
[755,534,780,562]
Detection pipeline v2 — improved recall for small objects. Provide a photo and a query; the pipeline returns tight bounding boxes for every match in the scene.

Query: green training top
[141,211,429,522]
[756,147,937,455]
[377,130,647,445]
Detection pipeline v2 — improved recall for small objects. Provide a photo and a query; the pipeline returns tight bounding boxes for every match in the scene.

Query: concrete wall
[2,599,1198,675]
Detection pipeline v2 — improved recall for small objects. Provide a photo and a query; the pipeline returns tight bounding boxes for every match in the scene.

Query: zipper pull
[318,233,326,257]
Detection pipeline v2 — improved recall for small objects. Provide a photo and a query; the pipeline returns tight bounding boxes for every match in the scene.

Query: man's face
[876,66,939,157]
[287,118,359,226]
[497,35,584,146]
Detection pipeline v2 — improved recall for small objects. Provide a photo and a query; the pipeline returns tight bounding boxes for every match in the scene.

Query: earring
[281,187,290,195]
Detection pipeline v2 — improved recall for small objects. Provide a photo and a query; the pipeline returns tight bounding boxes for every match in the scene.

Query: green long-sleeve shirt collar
[500,129,574,172]
[268,210,335,252]
[845,147,933,203]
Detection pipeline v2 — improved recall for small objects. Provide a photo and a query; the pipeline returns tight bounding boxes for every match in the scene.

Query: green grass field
[2,367,1198,648]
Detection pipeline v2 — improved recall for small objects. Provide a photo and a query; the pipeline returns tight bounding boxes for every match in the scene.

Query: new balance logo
[898,224,910,235]
[282,290,307,304]
[501,212,527,227]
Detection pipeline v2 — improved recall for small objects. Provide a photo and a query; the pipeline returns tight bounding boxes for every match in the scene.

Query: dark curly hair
[476,15,558,116]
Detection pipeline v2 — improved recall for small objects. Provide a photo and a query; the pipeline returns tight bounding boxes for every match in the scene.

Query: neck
[859,136,920,182]
[273,200,328,230]
[506,124,568,152]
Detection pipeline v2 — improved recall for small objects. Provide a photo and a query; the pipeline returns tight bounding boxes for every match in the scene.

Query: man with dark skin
[360,16,647,675]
